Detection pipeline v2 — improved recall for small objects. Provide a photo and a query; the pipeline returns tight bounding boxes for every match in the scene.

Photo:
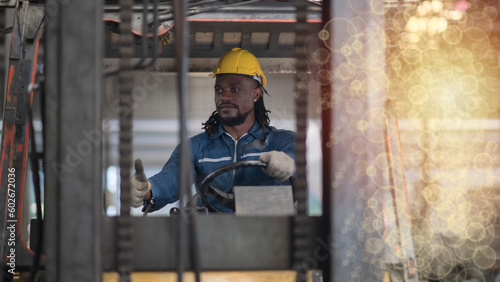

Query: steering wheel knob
[169,207,180,215]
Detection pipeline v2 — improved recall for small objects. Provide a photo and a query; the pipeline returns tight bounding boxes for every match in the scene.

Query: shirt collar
[211,121,267,140]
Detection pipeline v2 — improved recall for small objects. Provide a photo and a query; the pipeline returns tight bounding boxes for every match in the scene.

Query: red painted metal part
[0,6,45,262]
[103,18,171,36]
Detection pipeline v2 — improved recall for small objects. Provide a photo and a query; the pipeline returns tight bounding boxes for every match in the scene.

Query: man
[131,48,295,213]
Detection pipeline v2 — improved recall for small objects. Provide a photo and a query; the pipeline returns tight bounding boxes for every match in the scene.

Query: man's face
[214,74,260,127]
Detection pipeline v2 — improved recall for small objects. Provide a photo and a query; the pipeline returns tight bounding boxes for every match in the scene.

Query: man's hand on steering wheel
[198,155,295,213]
[259,150,295,182]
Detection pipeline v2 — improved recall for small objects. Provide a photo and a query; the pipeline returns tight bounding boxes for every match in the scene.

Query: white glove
[131,159,151,208]
[259,151,295,182]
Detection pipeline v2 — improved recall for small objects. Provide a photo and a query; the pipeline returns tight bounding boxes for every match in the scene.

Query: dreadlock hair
[202,85,271,137]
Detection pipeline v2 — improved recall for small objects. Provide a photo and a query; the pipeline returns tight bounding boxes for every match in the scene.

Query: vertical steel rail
[117,0,134,281]
[293,1,310,281]
[135,0,150,69]
[44,0,103,281]
[173,0,201,281]
[136,0,159,70]
[173,0,189,279]
[320,0,333,281]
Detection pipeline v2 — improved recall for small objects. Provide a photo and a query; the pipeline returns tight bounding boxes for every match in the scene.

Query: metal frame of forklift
[0,1,330,281]
[1,0,428,281]
[43,1,328,281]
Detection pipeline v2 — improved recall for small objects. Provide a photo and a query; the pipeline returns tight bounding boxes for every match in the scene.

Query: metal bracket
[13,3,45,126]
[0,0,17,8]
[25,4,45,42]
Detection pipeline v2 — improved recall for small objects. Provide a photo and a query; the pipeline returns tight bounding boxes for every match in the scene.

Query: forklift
[1,0,500,281]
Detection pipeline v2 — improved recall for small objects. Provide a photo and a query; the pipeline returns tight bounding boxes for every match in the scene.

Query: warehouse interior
[1,0,500,281]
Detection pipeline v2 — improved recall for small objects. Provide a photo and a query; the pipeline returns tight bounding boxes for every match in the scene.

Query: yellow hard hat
[210,48,267,87]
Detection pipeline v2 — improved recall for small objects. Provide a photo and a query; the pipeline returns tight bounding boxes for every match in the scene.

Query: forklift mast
[2,1,500,282]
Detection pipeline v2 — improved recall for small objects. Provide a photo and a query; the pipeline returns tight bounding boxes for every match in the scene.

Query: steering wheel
[198,160,293,213]
[168,160,267,215]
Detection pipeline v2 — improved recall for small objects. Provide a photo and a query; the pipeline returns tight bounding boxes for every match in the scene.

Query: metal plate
[101,216,298,271]
[234,186,294,216]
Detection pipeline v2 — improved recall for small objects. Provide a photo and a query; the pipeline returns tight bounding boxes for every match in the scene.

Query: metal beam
[15,215,323,272]
[103,22,321,59]
[102,58,298,73]
[44,0,103,281]
[101,216,323,271]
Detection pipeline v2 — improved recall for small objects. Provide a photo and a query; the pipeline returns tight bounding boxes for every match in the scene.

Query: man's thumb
[134,159,147,182]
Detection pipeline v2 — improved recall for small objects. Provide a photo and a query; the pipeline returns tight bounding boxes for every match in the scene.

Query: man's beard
[218,108,251,126]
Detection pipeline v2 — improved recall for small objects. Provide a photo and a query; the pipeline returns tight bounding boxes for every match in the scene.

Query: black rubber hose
[27,93,43,282]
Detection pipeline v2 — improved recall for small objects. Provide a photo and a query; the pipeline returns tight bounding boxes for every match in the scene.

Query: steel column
[44,0,103,281]
[172,0,200,281]
[323,0,390,281]
[320,2,333,281]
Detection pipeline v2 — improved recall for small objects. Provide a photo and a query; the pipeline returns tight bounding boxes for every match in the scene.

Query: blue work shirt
[147,122,295,213]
